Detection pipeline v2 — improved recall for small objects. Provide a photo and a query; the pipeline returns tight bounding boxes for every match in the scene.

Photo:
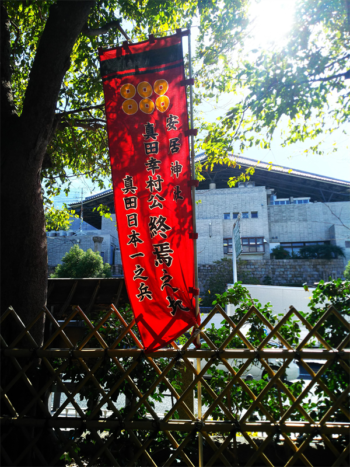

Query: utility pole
[232,214,242,285]
[80,188,83,234]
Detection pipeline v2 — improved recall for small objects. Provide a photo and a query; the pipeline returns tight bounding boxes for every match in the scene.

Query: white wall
[226,284,315,316]
[226,284,316,341]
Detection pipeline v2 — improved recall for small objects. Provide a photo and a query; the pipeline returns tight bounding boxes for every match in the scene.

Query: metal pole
[232,224,237,284]
[80,188,84,233]
[187,28,203,467]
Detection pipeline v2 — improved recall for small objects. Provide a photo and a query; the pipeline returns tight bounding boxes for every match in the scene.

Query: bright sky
[248,0,296,47]
[198,0,350,182]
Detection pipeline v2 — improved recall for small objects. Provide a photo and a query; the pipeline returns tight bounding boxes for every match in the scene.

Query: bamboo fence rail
[1,302,349,467]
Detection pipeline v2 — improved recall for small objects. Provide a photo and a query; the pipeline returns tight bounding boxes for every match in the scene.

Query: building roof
[196,154,350,202]
[70,154,350,228]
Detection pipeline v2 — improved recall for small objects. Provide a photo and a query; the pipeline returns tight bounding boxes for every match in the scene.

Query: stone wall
[198,258,345,295]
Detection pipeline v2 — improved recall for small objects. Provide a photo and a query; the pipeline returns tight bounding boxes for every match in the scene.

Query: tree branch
[323,203,350,231]
[310,70,350,83]
[82,20,130,41]
[57,118,105,131]
[1,5,17,120]
[20,1,95,159]
[324,54,350,70]
[56,104,104,117]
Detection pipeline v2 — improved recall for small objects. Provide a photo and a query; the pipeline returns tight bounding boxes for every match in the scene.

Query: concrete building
[47,156,350,280]
[47,204,121,275]
[195,155,350,265]
[196,184,350,265]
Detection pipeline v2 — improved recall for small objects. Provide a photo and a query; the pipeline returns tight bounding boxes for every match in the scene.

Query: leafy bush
[54,305,192,465]
[204,279,350,430]
[262,275,272,285]
[272,244,345,260]
[52,279,349,463]
[51,244,112,278]
[345,260,350,280]
[299,279,350,425]
[237,270,260,285]
[45,205,77,231]
[271,245,291,259]
[298,244,344,259]
[201,257,233,306]
[201,283,304,421]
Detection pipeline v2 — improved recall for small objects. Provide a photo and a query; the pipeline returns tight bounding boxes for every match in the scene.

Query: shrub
[345,260,350,280]
[262,275,272,285]
[272,244,345,260]
[51,244,112,278]
[298,244,344,259]
[271,245,290,259]
[201,258,233,306]
[45,205,77,231]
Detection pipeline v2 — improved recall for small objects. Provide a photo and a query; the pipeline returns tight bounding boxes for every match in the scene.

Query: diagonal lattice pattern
[1,303,349,467]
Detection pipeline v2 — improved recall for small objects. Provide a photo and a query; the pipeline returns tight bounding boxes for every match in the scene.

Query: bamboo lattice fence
[1,301,349,466]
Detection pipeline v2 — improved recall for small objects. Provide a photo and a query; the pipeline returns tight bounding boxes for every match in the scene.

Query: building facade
[196,183,350,265]
[48,156,350,279]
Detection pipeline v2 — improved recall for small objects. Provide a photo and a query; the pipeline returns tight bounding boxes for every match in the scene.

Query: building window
[275,200,289,205]
[242,212,249,218]
[223,238,233,254]
[242,237,264,253]
[233,212,239,219]
[281,241,330,255]
[224,213,230,220]
[251,211,258,218]
[345,241,350,248]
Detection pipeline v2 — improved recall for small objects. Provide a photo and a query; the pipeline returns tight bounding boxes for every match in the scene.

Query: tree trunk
[0,109,54,467]
[1,3,95,465]
[1,132,48,344]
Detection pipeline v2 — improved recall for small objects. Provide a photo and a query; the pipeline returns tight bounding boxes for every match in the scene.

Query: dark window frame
[223,238,233,254]
[281,241,330,255]
[241,237,264,253]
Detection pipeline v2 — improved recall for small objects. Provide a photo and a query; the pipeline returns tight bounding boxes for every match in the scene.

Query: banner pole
[187,28,204,467]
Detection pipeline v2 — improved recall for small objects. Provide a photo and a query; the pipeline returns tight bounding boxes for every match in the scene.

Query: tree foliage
[51,244,112,278]
[197,0,350,168]
[4,0,250,201]
[201,257,234,306]
[204,279,350,425]
[45,204,78,231]
[53,279,349,464]
[345,259,350,279]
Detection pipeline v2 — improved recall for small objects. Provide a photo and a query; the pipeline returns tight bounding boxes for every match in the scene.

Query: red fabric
[99,34,200,352]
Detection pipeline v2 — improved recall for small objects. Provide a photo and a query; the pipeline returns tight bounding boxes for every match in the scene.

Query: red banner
[99,33,199,351]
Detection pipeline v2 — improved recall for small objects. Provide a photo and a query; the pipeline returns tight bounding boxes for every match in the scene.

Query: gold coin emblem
[155,95,170,113]
[137,81,153,98]
[139,98,155,114]
[122,99,138,115]
[120,83,136,99]
[154,79,169,96]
